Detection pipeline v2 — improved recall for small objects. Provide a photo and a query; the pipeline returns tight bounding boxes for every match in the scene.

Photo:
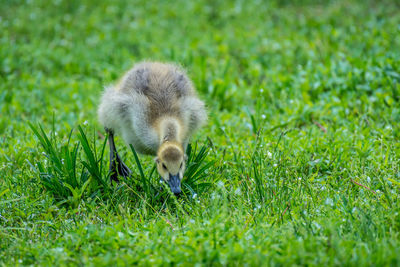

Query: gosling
[98,62,207,194]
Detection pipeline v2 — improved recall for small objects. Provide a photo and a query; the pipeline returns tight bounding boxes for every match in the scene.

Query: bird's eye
[180,162,183,169]
[162,163,167,170]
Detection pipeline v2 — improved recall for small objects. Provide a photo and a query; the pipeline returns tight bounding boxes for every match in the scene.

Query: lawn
[1,0,400,265]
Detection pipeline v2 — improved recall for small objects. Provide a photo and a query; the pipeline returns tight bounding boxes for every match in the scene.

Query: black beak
[168,174,181,195]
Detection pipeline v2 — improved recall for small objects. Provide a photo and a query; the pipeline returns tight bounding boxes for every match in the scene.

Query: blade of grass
[129,144,149,196]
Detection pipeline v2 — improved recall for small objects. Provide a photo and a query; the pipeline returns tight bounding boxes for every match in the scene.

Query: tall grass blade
[129,144,149,196]
[77,125,108,189]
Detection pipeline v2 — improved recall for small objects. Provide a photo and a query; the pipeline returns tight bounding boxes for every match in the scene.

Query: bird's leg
[106,128,131,182]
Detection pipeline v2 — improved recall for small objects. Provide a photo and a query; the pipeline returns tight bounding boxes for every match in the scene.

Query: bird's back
[98,61,206,154]
[118,62,196,123]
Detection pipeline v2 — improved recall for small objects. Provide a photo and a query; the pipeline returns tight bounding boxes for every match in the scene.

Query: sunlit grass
[1,0,400,265]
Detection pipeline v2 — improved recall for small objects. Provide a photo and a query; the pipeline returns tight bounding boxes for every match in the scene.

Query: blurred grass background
[1,0,400,265]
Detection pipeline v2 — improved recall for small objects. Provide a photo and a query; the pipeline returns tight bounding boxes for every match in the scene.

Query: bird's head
[155,142,186,195]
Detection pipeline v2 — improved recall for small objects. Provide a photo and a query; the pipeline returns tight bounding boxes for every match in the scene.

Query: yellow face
[155,143,186,194]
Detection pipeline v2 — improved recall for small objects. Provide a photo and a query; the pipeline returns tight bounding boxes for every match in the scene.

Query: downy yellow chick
[98,62,207,194]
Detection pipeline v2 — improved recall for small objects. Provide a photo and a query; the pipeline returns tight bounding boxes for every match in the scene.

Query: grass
[1,0,400,265]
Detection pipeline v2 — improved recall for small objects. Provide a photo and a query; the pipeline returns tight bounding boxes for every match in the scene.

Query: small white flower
[259,88,264,93]
[313,222,321,230]
[192,193,197,199]
[83,120,88,125]
[266,151,272,158]
[261,114,266,119]
[245,234,253,240]
[325,198,334,206]
[273,163,277,167]
[253,204,261,212]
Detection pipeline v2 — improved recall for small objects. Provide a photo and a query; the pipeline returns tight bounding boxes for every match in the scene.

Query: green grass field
[1,0,400,265]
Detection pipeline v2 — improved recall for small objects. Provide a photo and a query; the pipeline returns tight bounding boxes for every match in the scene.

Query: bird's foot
[118,160,132,178]
[109,157,132,182]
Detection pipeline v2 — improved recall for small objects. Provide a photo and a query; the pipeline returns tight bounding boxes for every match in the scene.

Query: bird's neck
[158,117,182,145]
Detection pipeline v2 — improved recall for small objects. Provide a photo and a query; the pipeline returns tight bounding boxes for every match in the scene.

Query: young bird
[98,62,207,194]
